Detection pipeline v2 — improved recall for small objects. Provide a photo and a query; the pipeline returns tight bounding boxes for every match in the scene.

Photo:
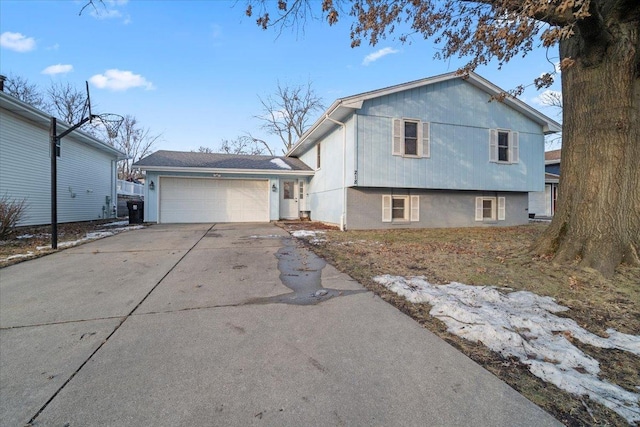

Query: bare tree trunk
[533,22,640,276]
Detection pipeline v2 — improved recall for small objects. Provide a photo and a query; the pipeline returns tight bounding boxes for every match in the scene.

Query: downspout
[325,115,347,231]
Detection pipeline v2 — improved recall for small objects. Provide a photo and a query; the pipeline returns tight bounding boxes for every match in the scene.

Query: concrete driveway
[0,223,560,426]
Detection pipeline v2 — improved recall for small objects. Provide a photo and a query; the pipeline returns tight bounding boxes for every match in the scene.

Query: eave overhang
[134,165,315,176]
[0,92,126,160]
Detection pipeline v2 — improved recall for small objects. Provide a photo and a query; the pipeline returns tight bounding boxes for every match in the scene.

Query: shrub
[0,193,27,240]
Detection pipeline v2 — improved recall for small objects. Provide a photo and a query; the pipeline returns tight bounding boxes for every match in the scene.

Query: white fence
[117,179,144,197]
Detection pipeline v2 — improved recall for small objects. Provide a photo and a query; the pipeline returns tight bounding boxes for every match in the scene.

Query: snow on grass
[25,226,144,252]
[101,220,130,227]
[291,230,326,245]
[270,158,292,170]
[291,230,325,238]
[373,275,640,424]
[5,251,35,260]
[16,234,34,239]
[248,235,283,239]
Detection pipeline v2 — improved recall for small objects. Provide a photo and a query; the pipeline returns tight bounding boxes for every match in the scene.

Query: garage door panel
[159,178,269,223]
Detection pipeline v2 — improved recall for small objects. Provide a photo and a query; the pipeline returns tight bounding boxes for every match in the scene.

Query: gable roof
[545,172,560,182]
[0,91,125,159]
[133,150,314,175]
[287,72,562,157]
[545,149,561,163]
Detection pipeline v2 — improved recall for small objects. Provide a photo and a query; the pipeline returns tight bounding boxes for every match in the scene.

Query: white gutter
[325,115,347,231]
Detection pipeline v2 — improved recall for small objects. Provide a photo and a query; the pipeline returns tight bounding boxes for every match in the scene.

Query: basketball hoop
[95,113,124,139]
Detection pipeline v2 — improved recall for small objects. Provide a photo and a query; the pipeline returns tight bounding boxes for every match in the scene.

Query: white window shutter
[475,197,483,221]
[510,131,519,163]
[410,195,420,222]
[498,197,506,220]
[545,185,552,216]
[489,129,498,162]
[393,119,402,156]
[382,195,392,222]
[422,122,430,158]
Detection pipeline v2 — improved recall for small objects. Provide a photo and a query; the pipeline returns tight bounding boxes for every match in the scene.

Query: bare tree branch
[217,135,272,156]
[47,82,87,125]
[3,74,46,110]
[255,80,324,153]
[106,115,161,180]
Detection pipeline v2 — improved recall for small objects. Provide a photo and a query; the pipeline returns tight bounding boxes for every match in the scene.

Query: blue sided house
[134,72,561,229]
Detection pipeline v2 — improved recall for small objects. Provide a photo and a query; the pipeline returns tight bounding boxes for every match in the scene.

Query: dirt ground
[0,219,138,268]
[279,221,640,427]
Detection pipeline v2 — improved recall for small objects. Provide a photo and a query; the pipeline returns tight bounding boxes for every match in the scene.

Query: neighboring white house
[0,88,125,226]
[528,149,561,218]
[133,72,561,229]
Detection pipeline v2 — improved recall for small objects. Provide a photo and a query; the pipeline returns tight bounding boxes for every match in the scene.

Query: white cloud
[0,32,36,52]
[46,43,60,51]
[532,89,562,107]
[362,47,399,66]
[89,69,155,91]
[41,64,74,75]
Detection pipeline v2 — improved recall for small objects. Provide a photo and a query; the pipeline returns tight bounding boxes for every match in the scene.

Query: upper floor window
[490,129,519,163]
[393,118,430,158]
[316,143,321,169]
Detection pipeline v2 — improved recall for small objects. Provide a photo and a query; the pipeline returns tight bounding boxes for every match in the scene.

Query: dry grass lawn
[281,221,639,427]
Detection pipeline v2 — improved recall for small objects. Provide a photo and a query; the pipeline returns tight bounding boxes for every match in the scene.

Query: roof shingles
[133,150,312,171]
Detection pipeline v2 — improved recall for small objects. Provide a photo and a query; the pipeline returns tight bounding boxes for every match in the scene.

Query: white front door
[279,179,298,219]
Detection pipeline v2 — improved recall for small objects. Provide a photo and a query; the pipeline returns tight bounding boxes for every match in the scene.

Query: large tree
[246,0,639,276]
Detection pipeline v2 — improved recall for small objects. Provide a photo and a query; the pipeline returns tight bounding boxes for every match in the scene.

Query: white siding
[0,109,118,226]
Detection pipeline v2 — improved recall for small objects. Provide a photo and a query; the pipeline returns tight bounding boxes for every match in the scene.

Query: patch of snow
[309,238,326,245]
[270,158,292,170]
[101,220,129,227]
[16,234,34,239]
[4,251,35,261]
[33,225,144,251]
[291,230,325,239]
[248,235,282,239]
[373,275,640,424]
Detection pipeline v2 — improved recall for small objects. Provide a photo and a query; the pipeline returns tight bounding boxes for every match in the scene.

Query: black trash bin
[126,200,144,224]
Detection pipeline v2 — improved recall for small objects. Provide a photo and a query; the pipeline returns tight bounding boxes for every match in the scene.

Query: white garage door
[159,177,269,223]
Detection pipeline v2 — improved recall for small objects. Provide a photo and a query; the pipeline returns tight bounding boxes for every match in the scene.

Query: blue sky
[0,0,562,154]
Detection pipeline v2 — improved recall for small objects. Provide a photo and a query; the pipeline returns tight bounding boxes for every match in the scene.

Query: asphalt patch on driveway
[246,238,366,306]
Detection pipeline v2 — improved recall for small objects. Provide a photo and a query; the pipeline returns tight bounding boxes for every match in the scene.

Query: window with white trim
[489,129,519,163]
[316,143,321,169]
[382,195,420,223]
[475,197,506,221]
[393,119,430,158]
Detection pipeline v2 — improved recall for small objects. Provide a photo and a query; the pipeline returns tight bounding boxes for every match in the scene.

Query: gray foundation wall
[346,188,529,230]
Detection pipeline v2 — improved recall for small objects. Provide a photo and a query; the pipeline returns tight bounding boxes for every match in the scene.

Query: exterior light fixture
[272,184,277,192]
[149,181,155,190]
